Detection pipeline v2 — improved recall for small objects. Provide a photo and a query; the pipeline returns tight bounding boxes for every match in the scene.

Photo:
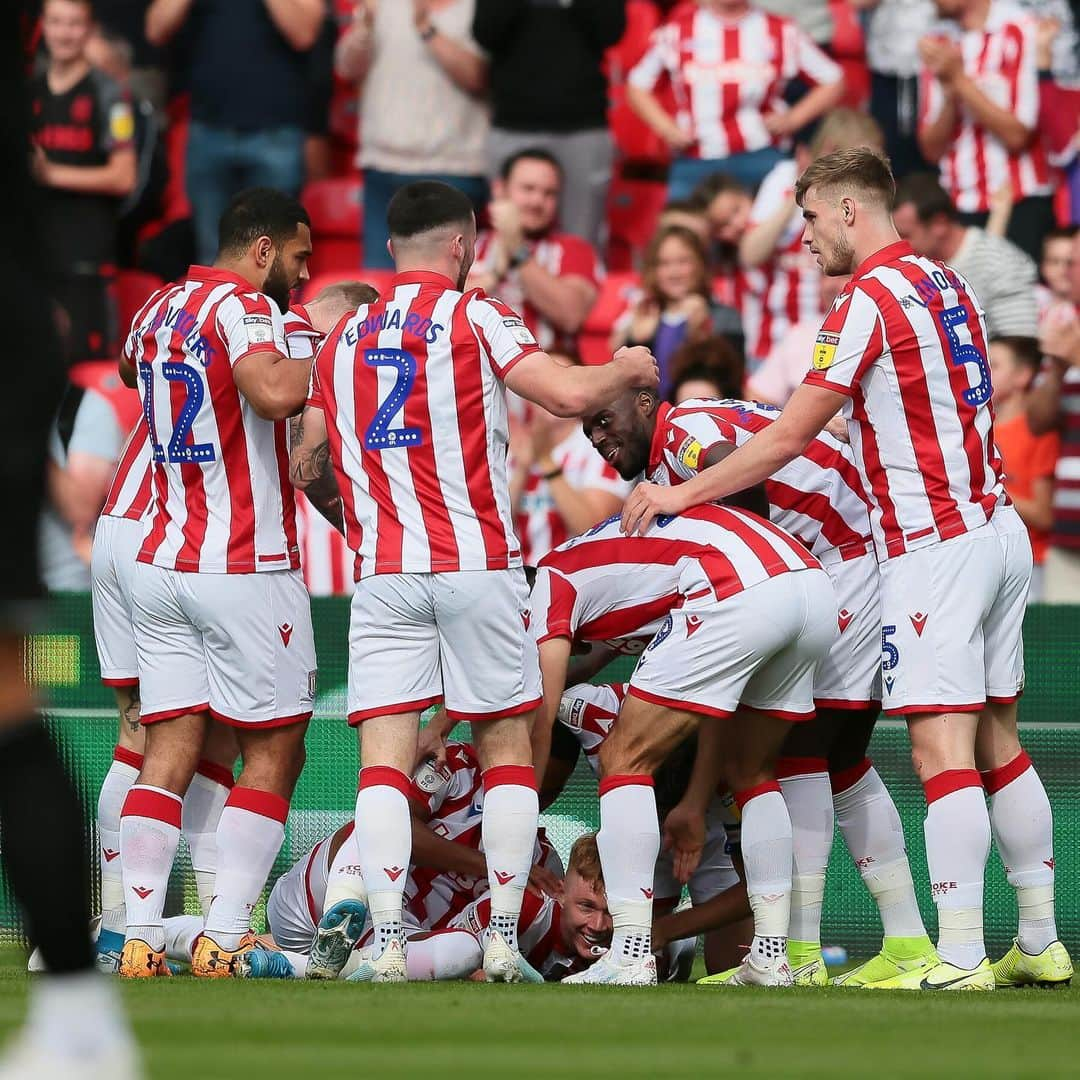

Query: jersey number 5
[139,361,216,464]
[936,305,991,408]
[363,348,424,450]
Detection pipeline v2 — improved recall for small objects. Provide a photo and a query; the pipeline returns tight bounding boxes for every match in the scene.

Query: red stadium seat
[828,0,870,110]
[115,269,166,337]
[606,178,667,271]
[578,271,640,364]
[303,176,364,275]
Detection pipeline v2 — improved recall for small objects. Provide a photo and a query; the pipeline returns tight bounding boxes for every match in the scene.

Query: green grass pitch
[2,954,1079,1079]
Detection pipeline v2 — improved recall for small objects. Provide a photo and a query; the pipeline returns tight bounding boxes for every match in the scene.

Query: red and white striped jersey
[450,888,579,980]
[556,682,628,770]
[284,305,321,360]
[515,427,631,565]
[628,3,841,160]
[101,422,152,522]
[803,241,1005,560]
[123,267,300,574]
[471,232,602,355]
[294,493,353,595]
[919,4,1051,213]
[649,399,873,563]
[532,504,820,647]
[309,271,541,579]
[735,159,821,364]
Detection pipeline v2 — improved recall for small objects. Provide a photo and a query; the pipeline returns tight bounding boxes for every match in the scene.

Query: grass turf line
[1,954,1078,1079]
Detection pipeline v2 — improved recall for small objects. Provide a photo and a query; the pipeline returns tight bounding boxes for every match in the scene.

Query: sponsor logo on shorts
[646,615,673,651]
[521,610,531,631]
[278,623,293,647]
[1045,857,1056,871]
[909,611,928,637]
[103,848,120,862]
[685,614,703,638]
[837,608,853,633]
[308,670,318,698]
[640,887,654,900]
[383,866,405,882]
[494,870,515,886]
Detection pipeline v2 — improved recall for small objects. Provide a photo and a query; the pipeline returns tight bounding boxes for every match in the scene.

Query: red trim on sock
[733,780,782,810]
[980,750,1032,796]
[358,765,413,797]
[482,765,537,792]
[923,769,982,805]
[775,756,829,779]
[224,786,289,824]
[121,786,182,828]
[830,757,873,794]
[195,758,235,789]
[598,774,654,797]
[113,746,144,771]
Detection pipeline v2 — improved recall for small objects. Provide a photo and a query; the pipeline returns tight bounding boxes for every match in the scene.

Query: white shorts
[878,506,1030,715]
[654,798,739,904]
[90,515,143,686]
[629,569,838,720]
[266,835,331,953]
[347,569,542,724]
[814,553,881,709]
[131,562,316,727]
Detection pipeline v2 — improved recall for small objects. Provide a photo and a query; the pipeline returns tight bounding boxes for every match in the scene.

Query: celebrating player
[290,180,657,983]
[620,147,1070,990]
[116,188,317,979]
[583,391,934,985]
[531,506,837,985]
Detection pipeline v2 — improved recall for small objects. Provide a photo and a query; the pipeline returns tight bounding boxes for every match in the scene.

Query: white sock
[24,971,133,1060]
[119,785,182,951]
[737,782,792,963]
[204,787,288,951]
[983,751,1057,953]
[354,767,412,954]
[324,825,368,912]
[481,766,539,952]
[163,914,205,964]
[404,929,483,981]
[778,760,832,947]
[832,759,927,940]
[97,748,141,934]
[597,776,659,964]
[182,759,232,918]
[923,771,990,969]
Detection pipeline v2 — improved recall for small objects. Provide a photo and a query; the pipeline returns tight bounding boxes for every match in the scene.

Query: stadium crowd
[7,0,1080,1071]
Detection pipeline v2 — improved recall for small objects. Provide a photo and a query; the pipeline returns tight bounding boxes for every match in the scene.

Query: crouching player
[240,833,611,982]
[531,505,837,986]
[545,681,751,975]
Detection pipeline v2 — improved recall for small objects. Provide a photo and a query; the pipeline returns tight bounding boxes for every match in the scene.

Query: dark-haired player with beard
[117,186,317,980]
[290,179,657,985]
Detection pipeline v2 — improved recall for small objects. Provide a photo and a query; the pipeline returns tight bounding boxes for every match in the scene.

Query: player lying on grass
[543,680,752,976]
[530,505,837,986]
[581,388,935,986]
[236,833,612,983]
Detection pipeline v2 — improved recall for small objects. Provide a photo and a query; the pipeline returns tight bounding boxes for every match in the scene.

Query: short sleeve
[661,412,739,481]
[69,390,122,461]
[306,361,323,409]
[217,292,287,368]
[627,24,675,91]
[95,76,134,154]
[791,23,842,86]
[530,566,578,644]
[467,295,543,379]
[556,236,601,289]
[286,330,318,361]
[408,757,456,815]
[802,286,885,397]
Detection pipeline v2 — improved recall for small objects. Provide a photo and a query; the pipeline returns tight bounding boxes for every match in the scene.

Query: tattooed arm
[290,406,345,535]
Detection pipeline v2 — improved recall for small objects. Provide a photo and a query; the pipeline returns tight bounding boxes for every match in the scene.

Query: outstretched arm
[621,383,844,534]
[289,405,344,534]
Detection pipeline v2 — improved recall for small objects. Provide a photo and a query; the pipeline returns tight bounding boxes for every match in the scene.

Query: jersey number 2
[936,305,991,408]
[139,361,216,464]
[363,348,423,450]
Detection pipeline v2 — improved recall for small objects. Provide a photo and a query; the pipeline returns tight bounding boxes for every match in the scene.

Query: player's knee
[597,730,659,778]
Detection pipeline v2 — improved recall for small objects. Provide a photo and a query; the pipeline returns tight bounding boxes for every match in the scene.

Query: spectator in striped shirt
[892,171,1039,338]
[1028,229,1080,601]
[627,0,845,200]
[917,0,1054,262]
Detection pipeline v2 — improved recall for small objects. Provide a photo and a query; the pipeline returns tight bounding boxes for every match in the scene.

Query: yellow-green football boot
[992,940,1073,988]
